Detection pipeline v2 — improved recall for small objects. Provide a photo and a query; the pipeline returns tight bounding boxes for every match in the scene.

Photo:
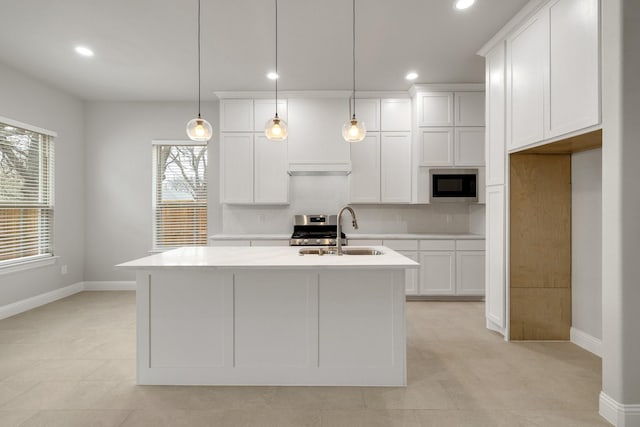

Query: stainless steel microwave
[430,169,478,202]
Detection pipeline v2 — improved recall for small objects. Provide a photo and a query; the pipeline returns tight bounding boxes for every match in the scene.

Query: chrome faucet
[336,206,359,255]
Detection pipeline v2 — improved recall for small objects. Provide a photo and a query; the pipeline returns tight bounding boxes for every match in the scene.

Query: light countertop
[117,246,419,270]
[209,233,485,240]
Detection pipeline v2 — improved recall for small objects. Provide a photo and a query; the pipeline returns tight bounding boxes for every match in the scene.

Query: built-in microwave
[430,169,478,202]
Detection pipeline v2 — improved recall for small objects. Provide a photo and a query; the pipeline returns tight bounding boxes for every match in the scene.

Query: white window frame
[0,116,56,272]
[151,140,208,251]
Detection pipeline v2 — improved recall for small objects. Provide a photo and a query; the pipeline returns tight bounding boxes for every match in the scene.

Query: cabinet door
[354,99,380,131]
[486,185,505,331]
[419,128,454,166]
[220,99,254,132]
[380,132,411,203]
[254,100,288,132]
[381,99,412,131]
[507,11,547,150]
[254,135,289,204]
[399,251,419,296]
[454,127,485,166]
[419,251,455,295]
[220,133,254,203]
[485,42,507,186]
[454,92,485,126]
[456,251,486,295]
[417,92,454,127]
[547,0,599,138]
[349,133,380,203]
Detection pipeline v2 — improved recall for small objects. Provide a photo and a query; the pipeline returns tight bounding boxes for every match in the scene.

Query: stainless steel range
[289,214,347,246]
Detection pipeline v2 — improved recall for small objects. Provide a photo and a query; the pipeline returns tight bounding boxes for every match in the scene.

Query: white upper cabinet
[485,42,507,186]
[253,100,288,132]
[354,99,380,131]
[454,127,485,166]
[220,99,254,132]
[220,133,254,203]
[417,93,454,127]
[349,133,381,203]
[380,132,412,203]
[381,99,412,131]
[419,128,454,166]
[507,11,548,150]
[454,92,485,127]
[254,135,289,204]
[547,0,599,138]
[505,0,600,151]
[287,98,350,166]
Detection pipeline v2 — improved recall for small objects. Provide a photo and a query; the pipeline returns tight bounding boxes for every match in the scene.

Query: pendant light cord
[197,0,202,118]
[275,0,278,116]
[352,0,356,120]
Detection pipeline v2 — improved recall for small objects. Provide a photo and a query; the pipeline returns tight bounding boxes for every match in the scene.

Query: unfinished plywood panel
[510,154,571,288]
[510,153,571,340]
[510,287,571,340]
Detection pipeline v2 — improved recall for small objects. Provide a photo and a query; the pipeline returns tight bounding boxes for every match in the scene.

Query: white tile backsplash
[221,175,478,235]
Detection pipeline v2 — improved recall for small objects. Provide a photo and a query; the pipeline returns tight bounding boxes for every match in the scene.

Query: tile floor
[0,292,609,426]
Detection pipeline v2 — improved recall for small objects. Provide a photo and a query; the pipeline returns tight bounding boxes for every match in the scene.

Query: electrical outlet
[61,265,68,275]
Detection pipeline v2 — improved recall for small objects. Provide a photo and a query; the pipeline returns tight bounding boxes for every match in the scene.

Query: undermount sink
[298,247,384,256]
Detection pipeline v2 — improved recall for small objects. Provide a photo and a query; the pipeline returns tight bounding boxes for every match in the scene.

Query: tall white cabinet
[219,99,290,204]
[479,0,601,337]
[349,98,412,204]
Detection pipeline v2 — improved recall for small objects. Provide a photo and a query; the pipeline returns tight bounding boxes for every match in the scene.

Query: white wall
[571,148,602,340]
[83,101,219,281]
[0,62,85,306]
[222,174,472,234]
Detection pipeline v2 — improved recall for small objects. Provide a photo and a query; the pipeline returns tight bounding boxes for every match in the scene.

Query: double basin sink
[298,247,383,256]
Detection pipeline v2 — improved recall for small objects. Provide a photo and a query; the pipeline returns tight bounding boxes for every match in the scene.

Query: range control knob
[315,239,321,243]
[303,239,308,244]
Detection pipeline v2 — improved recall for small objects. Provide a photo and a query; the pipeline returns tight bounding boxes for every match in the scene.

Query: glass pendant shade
[342,117,366,142]
[186,117,213,142]
[265,115,288,140]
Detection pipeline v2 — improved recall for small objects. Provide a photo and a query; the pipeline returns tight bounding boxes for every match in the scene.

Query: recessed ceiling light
[75,46,94,57]
[4,126,15,131]
[454,0,476,10]
[405,72,418,81]
[267,72,279,80]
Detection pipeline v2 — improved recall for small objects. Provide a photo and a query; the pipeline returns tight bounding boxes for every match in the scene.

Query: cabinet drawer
[455,240,485,251]
[209,240,251,247]
[250,240,289,247]
[382,239,418,251]
[419,240,455,251]
[348,239,383,246]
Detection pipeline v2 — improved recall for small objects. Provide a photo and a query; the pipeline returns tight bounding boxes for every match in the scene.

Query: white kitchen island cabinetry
[117,246,417,386]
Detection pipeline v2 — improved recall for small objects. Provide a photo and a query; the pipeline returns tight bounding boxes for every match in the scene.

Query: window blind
[0,123,54,265]
[152,142,207,249]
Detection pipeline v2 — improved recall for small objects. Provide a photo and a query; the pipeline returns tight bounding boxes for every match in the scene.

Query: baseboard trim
[83,281,136,291]
[570,327,603,357]
[600,391,640,426]
[0,282,84,320]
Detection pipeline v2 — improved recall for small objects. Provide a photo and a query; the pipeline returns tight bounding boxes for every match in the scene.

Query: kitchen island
[117,246,418,386]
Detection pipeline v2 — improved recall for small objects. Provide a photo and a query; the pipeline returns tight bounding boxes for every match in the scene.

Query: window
[152,141,207,249]
[0,120,55,266]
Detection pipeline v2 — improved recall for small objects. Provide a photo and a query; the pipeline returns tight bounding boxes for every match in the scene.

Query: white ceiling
[0,0,528,101]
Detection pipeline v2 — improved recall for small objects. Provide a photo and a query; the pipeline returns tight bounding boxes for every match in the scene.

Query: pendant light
[265,0,288,141]
[342,0,366,142]
[186,0,212,141]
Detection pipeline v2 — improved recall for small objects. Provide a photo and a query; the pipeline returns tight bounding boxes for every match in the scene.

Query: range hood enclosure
[286,98,352,175]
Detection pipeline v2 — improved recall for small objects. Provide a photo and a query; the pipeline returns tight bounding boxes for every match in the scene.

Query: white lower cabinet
[419,251,456,295]
[456,251,486,295]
